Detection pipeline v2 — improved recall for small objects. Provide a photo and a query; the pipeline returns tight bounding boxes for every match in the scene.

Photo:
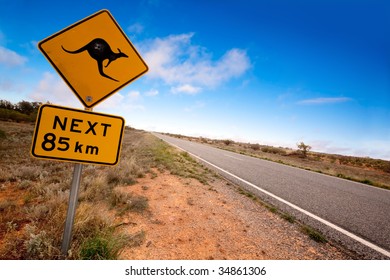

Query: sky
[0,0,389,160]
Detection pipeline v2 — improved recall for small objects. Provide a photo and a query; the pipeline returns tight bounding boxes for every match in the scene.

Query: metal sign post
[61,106,92,257]
[61,163,83,257]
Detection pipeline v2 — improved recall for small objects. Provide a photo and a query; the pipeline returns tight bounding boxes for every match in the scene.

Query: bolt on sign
[38,9,148,108]
[31,104,124,165]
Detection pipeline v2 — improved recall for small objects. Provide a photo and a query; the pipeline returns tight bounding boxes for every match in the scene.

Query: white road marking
[164,139,390,258]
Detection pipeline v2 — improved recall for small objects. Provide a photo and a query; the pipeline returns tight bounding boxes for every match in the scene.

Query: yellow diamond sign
[38,10,148,108]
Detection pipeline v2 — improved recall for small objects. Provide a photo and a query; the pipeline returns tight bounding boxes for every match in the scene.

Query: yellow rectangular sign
[31,104,124,165]
[38,10,148,108]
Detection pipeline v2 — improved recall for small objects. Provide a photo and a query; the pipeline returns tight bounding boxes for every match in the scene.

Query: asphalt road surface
[154,133,390,259]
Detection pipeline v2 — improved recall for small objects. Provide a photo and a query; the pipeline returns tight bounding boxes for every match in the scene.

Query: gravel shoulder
[119,169,356,260]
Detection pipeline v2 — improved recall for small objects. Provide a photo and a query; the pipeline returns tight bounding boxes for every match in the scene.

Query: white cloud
[94,93,125,110]
[297,97,352,105]
[141,33,251,92]
[127,104,145,111]
[28,72,80,107]
[127,23,144,34]
[0,46,28,66]
[358,140,390,160]
[145,89,159,96]
[310,140,352,155]
[95,89,146,112]
[171,84,201,95]
[128,90,141,100]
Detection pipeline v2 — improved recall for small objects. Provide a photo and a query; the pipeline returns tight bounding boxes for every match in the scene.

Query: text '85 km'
[41,115,113,155]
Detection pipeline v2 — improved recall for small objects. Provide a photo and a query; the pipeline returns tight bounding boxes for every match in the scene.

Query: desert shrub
[79,231,127,260]
[105,154,143,186]
[0,169,11,182]
[18,180,33,190]
[0,100,39,122]
[249,143,261,150]
[281,213,295,223]
[0,108,34,122]
[339,156,361,166]
[333,155,390,173]
[0,200,17,212]
[23,225,57,259]
[79,235,111,260]
[301,225,327,243]
[261,146,286,155]
[110,190,148,214]
[0,108,25,121]
[106,170,122,185]
[152,141,177,170]
[360,179,373,185]
[297,142,311,158]
[106,169,136,186]
[80,175,108,202]
[17,166,41,181]
[380,161,390,173]
[126,196,149,213]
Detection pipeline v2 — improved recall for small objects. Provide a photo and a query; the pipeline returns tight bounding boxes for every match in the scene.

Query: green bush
[0,99,40,122]
[301,225,327,243]
[297,142,311,158]
[261,146,286,155]
[79,232,126,260]
[0,108,31,122]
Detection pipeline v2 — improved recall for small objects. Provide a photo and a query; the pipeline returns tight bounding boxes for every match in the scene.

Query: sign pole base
[61,163,83,258]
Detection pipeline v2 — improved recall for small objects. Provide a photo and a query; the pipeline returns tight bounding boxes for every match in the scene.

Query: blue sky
[0,0,389,159]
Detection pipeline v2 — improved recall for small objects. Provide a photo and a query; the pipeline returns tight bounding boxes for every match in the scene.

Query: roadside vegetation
[166,133,390,190]
[0,118,213,260]
[237,187,327,244]
[0,100,41,123]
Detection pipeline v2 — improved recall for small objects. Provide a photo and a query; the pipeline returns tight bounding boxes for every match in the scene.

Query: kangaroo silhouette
[62,38,128,82]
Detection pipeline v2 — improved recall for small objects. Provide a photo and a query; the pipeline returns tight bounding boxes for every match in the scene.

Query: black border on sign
[38,10,148,108]
[31,104,125,166]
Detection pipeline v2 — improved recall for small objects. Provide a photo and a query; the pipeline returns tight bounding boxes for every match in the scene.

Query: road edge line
[160,137,390,258]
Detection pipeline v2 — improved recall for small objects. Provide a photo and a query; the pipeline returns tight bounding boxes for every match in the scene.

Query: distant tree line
[0,99,42,122]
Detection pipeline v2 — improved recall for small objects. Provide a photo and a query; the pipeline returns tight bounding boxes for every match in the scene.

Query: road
[153,133,390,259]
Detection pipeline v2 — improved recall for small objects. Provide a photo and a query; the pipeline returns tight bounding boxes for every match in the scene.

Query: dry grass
[0,121,198,259]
